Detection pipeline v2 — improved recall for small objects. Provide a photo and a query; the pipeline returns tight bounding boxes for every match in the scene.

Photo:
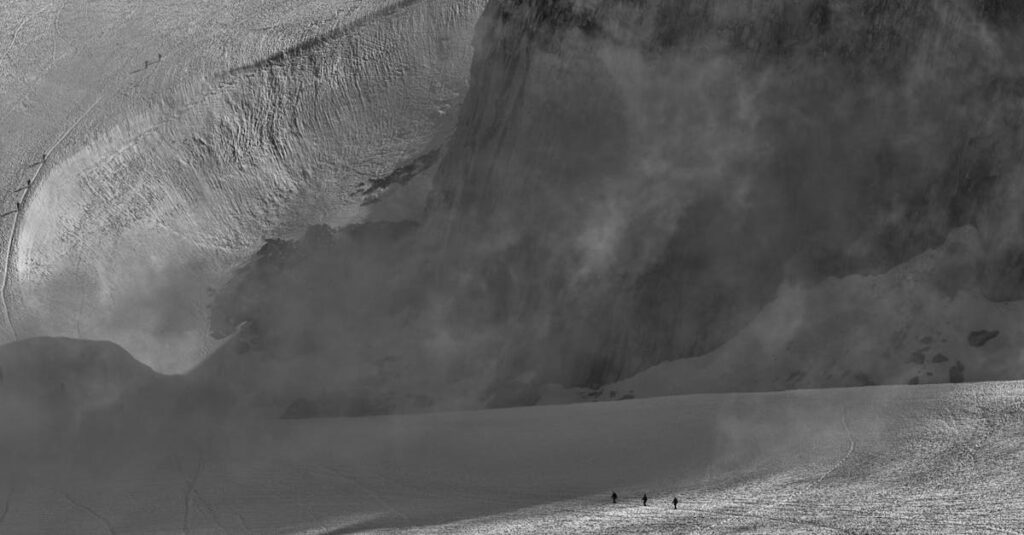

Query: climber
[611,492,617,504]
[672,497,678,509]
[642,493,648,506]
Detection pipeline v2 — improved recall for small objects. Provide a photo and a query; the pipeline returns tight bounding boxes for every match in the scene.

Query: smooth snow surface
[5,381,1024,533]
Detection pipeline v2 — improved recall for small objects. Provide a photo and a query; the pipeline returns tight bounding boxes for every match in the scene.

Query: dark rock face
[208,0,1024,410]
[361,150,443,204]
[423,0,1024,387]
[950,361,967,383]
[281,398,319,419]
[968,330,1000,347]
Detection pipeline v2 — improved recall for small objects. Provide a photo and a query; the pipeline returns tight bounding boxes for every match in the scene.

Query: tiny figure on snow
[642,493,648,506]
[16,201,21,212]
[611,492,617,504]
[672,497,678,509]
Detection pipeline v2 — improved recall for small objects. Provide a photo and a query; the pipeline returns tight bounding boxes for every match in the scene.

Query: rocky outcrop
[968,329,999,347]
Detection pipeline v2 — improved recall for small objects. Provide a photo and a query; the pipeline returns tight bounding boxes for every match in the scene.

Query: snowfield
[4,380,1024,533]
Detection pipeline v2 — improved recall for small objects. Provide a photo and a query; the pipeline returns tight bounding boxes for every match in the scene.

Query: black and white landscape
[3,0,1024,533]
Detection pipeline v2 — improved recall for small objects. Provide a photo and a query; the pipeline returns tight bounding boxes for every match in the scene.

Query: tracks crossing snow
[63,491,117,535]
[678,503,854,534]
[0,89,108,339]
[0,486,11,526]
[816,407,855,484]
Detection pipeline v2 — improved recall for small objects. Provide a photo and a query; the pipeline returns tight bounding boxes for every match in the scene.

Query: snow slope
[4,380,1024,533]
[541,226,1024,404]
[0,0,485,373]
[0,337,156,461]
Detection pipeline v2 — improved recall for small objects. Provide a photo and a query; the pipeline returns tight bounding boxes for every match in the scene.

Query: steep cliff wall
[208,0,1024,413]
[418,0,1024,387]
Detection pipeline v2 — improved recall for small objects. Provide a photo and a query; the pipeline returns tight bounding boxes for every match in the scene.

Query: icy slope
[5,381,1024,533]
[0,0,485,373]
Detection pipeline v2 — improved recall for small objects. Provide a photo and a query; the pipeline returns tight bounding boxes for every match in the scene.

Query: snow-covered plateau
[3,379,1024,533]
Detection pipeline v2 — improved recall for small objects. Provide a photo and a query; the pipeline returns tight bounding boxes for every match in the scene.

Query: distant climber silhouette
[672,497,678,509]
[642,493,648,506]
[611,492,617,504]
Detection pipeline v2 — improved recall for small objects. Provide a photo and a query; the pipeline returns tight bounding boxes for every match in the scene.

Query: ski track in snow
[63,491,117,535]
[175,451,230,535]
[678,504,851,534]
[816,407,855,484]
[0,486,11,526]
[297,461,414,528]
[2,5,49,65]
[1,90,109,339]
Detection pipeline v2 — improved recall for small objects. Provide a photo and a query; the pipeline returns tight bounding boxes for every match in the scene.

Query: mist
[197,0,1024,416]
[7,1,1024,532]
